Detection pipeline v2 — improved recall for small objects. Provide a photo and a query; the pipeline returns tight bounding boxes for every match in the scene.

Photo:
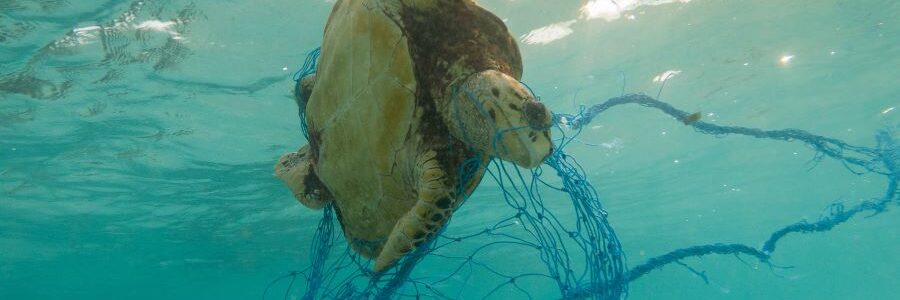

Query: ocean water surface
[1,0,898,299]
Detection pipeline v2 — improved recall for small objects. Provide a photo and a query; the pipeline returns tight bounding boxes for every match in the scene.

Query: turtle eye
[523,101,550,131]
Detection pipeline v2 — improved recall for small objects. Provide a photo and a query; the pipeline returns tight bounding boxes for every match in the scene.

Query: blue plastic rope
[553,94,899,285]
[275,49,899,299]
[294,47,321,139]
[293,47,321,82]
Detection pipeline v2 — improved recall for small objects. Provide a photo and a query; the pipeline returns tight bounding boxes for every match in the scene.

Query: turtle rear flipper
[275,144,331,209]
[294,75,317,109]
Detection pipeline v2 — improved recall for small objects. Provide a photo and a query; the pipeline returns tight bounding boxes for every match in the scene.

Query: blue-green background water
[1,0,898,298]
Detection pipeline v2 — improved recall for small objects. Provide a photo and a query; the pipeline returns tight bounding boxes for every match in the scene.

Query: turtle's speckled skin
[275,0,553,272]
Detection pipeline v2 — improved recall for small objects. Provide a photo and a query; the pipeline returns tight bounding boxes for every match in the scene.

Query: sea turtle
[275,0,553,272]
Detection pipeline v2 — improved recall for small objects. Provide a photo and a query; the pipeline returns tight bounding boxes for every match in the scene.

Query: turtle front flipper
[275,144,332,209]
[374,150,456,272]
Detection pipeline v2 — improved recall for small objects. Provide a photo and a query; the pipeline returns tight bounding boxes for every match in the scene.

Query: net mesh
[267,48,900,300]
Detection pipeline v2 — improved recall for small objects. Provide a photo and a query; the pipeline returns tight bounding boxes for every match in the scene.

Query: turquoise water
[1,0,898,299]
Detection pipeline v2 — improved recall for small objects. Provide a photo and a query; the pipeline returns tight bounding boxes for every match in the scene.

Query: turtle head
[444,70,553,168]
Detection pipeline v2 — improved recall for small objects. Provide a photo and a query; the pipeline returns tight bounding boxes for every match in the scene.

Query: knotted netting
[266,48,900,299]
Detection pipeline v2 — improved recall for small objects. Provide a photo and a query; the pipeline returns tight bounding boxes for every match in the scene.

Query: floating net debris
[267,48,899,299]
[292,47,320,140]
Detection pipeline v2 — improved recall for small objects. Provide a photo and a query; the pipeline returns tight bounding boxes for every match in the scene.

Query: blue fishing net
[268,48,899,299]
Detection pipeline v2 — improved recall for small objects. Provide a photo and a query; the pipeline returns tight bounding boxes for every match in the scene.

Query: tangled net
[265,48,900,299]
